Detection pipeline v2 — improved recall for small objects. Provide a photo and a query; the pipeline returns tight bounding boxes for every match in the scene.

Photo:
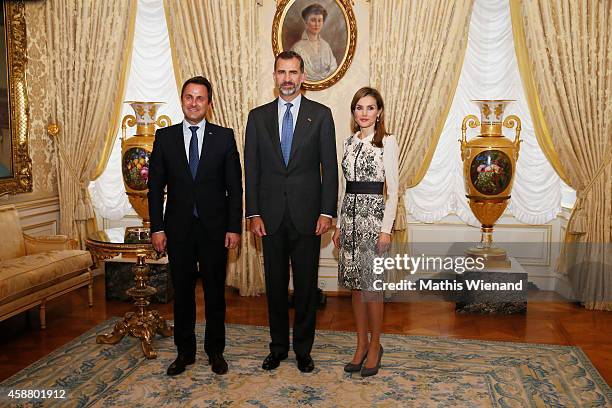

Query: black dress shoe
[166,355,195,376]
[361,346,383,377]
[296,355,314,373]
[209,354,228,375]
[262,352,288,370]
[344,352,368,373]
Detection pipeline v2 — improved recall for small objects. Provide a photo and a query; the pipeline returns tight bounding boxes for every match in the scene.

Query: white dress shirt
[182,118,206,160]
[277,94,301,141]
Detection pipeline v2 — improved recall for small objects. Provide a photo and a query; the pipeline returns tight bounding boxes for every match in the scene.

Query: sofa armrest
[23,234,78,254]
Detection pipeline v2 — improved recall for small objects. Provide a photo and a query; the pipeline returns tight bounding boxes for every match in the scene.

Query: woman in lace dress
[332,87,399,377]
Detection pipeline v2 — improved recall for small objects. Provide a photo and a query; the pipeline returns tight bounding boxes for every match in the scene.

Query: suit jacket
[148,121,242,241]
[244,96,338,235]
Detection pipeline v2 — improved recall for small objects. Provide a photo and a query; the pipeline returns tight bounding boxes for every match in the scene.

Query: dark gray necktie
[188,126,199,179]
[188,125,199,216]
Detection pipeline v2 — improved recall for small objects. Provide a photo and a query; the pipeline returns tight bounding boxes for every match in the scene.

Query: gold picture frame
[272,0,357,91]
[0,1,31,195]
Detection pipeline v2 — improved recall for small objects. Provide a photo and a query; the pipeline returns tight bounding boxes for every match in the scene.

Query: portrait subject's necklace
[305,33,321,54]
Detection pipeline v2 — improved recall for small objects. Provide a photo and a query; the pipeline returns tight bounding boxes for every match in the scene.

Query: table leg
[96,253,173,358]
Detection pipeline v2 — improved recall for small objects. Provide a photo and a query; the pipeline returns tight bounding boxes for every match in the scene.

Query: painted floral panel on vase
[469,150,512,195]
[122,147,149,191]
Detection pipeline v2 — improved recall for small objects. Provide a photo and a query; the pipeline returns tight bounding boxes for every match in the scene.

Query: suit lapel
[173,123,192,180]
[195,122,211,182]
[265,99,284,166]
[288,96,313,167]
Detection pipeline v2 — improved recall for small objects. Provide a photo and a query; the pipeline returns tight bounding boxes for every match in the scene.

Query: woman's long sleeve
[381,135,399,234]
[336,135,350,230]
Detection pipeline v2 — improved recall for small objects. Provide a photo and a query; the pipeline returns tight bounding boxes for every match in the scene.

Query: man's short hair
[274,50,305,72]
[181,76,213,102]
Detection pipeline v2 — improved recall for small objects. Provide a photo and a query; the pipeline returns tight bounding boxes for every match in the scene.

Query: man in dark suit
[148,76,242,376]
[244,51,338,373]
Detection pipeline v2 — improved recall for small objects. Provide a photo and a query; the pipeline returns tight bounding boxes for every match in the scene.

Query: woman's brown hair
[350,87,388,148]
[302,4,328,21]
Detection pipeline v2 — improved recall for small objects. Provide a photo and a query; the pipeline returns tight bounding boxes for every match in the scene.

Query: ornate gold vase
[121,101,171,230]
[460,100,522,267]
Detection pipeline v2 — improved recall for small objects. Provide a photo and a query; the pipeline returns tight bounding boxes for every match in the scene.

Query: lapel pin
[307,118,312,122]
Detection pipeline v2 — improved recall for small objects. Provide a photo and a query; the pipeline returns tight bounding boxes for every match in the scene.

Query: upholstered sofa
[0,205,93,328]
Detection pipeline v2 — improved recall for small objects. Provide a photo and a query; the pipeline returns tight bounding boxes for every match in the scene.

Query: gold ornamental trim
[0,1,32,195]
[86,237,172,358]
[480,123,502,136]
[272,0,357,91]
[85,238,163,266]
[156,114,171,128]
[135,124,156,137]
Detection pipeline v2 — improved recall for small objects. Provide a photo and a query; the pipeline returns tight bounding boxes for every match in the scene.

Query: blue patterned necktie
[188,125,199,216]
[280,102,293,166]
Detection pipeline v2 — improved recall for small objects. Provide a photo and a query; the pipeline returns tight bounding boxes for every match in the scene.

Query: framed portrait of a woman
[272,0,356,91]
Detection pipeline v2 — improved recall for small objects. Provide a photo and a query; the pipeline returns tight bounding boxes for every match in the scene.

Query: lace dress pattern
[338,135,386,291]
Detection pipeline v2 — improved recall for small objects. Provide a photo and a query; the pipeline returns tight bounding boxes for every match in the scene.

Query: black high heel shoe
[361,345,383,377]
[344,351,368,373]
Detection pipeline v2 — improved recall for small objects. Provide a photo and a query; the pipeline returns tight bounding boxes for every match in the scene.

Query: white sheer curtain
[406,0,564,226]
[89,0,182,220]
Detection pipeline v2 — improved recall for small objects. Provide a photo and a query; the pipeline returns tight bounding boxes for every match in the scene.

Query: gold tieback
[393,189,408,231]
[47,123,60,139]
[568,146,612,236]
[576,146,612,200]
[47,122,93,194]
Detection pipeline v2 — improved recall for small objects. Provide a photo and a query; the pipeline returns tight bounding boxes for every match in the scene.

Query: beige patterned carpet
[1,318,610,407]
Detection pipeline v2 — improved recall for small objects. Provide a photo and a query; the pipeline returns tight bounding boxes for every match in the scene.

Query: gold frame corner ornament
[272,0,357,91]
[0,1,31,195]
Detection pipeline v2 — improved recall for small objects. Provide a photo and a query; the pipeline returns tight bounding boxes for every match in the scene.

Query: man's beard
[279,82,297,96]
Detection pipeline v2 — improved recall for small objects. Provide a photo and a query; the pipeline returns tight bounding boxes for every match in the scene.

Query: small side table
[86,227,173,358]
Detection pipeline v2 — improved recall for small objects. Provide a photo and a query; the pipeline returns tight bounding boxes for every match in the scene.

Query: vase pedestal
[465,248,511,268]
[454,257,527,314]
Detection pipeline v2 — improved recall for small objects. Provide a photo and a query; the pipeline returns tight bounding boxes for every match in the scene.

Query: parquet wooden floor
[1,275,610,384]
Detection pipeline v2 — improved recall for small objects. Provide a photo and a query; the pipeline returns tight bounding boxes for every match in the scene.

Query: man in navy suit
[148,76,242,376]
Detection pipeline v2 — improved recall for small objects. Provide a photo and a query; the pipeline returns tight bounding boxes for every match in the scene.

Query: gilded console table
[85,227,173,358]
